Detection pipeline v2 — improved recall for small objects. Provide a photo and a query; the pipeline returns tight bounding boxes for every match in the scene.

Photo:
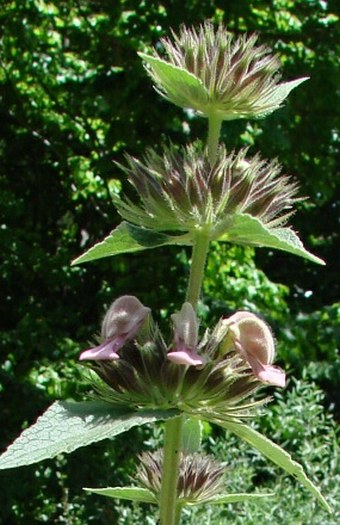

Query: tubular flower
[137,450,225,504]
[220,311,286,387]
[79,295,150,361]
[114,142,300,237]
[79,300,285,421]
[139,22,308,121]
[167,302,205,366]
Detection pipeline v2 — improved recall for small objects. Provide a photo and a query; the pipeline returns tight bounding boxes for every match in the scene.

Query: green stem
[159,107,219,525]
[159,415,185,525]
[207,113,223,166]
[186,230,211,307]
[159,232,211,524]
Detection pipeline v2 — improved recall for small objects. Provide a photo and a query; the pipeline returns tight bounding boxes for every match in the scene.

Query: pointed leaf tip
[218,214,325,265]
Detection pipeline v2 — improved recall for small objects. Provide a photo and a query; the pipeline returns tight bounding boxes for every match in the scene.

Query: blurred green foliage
[0,0,338,523]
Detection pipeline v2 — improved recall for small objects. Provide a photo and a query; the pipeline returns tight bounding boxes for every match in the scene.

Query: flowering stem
[207,113,223,166]
[159,415,185,525]
[159,232,210,524]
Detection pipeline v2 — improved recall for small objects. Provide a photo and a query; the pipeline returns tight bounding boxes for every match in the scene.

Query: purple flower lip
[79,337,123,361]
[167,346,205,367]
[256,364,286,387]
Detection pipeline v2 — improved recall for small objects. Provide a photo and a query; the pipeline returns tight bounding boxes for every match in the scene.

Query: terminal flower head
[79,295,150,361]
[139,22,308,121]
[221,311,286,387]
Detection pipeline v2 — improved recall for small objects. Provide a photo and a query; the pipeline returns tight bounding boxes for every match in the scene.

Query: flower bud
[222,311,285,387]
[115,142,300,239]
[79,295,150,361]
[137,450,225,503]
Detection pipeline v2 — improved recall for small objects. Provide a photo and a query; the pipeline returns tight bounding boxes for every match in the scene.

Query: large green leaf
[217,213,325,265]
[0,400,178,470]
[215,420,331,513]
[138,53,208,111]
[72,222,190,265]
[84,486,157,504]
[189,492,274,506]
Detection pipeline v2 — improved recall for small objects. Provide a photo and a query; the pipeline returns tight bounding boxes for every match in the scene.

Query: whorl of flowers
[137,450,225,503]
[139,22,308,120]
[114,142,300,238]
[79,297,285,422]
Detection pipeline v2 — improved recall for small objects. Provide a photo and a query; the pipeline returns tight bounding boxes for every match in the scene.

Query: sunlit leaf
[263,77,309,108]
[138,53,208,110]
[217,213,325,265]
[72,222,191,264]
[0,400,178,470]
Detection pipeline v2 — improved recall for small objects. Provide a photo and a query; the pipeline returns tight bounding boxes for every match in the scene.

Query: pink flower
[223,311,285,387]
[167,303,205,367]
[79,296,150,361]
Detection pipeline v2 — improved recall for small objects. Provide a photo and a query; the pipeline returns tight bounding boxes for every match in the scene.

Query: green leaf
[181,417,203,454]
[0,400,178,470]
[188,492,274,506]
[84,486,157,504]
[217,213,325,265]
[138,53,208,111]
[264,77,309,108]
[72,222,190,265]
[215,420,331,513]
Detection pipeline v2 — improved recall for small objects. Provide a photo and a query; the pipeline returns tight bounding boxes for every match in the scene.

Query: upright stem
[159,231,211,525]
[207,113,223,166]
[159,114,220,523]
[159,415,185,525]
[186,230,211,307]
